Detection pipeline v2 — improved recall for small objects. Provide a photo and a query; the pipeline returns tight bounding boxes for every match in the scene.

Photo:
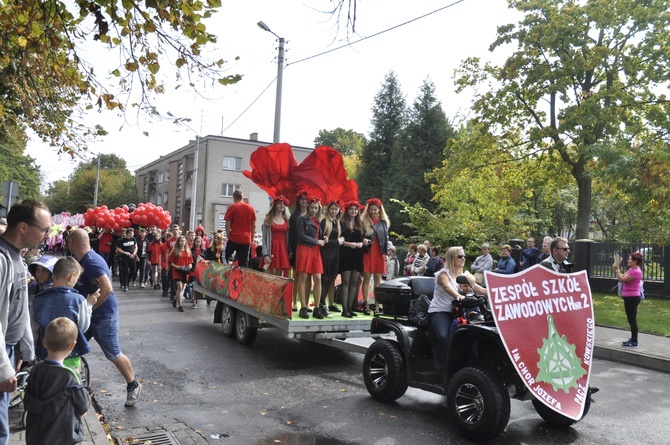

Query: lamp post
[257,21,285,143]
[191,134,200,230]
[93,154,101,207]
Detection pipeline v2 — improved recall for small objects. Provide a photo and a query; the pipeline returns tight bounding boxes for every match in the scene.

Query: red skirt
[363,235,386,274]
[296,244,323,275]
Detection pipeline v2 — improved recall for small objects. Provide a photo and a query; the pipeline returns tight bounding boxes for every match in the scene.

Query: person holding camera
[168,235,193,312]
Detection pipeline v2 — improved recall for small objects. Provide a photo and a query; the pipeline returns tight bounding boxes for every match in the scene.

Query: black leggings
[339,270,361,312]
[623,296,642,343]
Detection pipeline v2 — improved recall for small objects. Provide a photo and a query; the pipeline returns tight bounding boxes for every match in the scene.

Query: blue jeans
[429,311,454,368]
[0,345,17,444]
[85,315,123,361]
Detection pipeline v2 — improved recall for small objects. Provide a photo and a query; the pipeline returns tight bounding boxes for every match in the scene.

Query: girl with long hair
[169,235,193,312]
[318,200,344,317]
[261,195,291,276]
[295,197,325,319]
[288,190,310,311]
[361,198,390,315]
[338,201,366,318]
[205,233,225,263]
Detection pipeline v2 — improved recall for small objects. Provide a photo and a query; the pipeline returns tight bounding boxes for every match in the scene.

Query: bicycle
[8,355,90,429]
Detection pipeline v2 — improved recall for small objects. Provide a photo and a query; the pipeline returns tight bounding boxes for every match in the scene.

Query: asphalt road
[86,287,670,445]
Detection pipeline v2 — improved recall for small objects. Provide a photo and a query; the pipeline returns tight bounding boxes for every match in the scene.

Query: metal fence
[572,241,669,299]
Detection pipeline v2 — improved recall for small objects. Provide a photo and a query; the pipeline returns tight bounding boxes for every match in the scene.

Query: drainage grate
[127,431,180,445]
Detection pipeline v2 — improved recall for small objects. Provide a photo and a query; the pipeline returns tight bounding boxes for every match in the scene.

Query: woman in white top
[429,246,487,368]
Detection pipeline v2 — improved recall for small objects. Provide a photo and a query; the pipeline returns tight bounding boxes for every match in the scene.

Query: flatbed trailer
[192,262,386,352]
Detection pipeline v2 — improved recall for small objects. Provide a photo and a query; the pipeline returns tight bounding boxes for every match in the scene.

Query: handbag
[474,271,485,285]
[408,294,431,327]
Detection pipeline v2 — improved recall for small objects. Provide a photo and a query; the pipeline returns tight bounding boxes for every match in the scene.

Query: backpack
[408,294,431,327]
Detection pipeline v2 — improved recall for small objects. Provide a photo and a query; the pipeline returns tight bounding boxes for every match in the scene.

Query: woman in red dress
[289,189,310,311]
[261,195,291,276]
[295,197,325,319]
[169,235,193,312]
[361,198,390,315]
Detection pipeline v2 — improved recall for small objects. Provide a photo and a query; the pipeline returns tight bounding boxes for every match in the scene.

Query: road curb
[593,345,670,374]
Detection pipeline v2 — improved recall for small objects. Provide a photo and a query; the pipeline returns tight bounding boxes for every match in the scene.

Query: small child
[28,255,59,345]
[24,317,91,445]
[33,257,99,364]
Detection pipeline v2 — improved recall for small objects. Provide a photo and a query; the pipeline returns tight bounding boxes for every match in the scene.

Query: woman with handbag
[169,235,193,312]
[295,197,325,319]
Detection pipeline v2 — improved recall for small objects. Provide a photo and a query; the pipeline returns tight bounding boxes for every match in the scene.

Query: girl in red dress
[169,235,193,312]
[261,195,291,277]
[289,189,310,311]
[295,197,325,319]
[362,198,390,315]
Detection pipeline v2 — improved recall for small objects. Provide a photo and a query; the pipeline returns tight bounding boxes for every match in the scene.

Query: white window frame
[222,183,241,197]
[222,156,242,171]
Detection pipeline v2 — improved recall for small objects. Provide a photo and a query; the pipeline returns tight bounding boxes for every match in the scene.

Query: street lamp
[257,21,285,143]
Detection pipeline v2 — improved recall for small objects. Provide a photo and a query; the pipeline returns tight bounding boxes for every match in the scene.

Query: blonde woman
[429,246,486,368]
[318,200,344,318]
[295,197,325,319]
[261,195,291,276]
[361,198,390,315]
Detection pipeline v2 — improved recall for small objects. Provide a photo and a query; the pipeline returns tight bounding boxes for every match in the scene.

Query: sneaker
[132,282,137,287]
[298,307,309,319]
[328,305,341,313]
[125,382,142,407]
[312,307,324,319]
[123,287,128,292]
[178,306,184,312]
[622,340,639,348]
[140,283,146,288]
[320,305,332,318]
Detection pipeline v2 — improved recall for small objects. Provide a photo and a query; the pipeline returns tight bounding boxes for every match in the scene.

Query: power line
[221,1,466,135]
[288,0,466,67]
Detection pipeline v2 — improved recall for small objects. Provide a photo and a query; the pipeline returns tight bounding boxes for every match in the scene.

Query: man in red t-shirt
[224,190,256,267]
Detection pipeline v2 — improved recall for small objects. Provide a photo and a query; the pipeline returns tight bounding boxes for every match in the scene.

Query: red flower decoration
[307,195,321,205]
[295,189,310,201]
[344,201,364,211]
[273,195,289,205]
[366,198,383,208]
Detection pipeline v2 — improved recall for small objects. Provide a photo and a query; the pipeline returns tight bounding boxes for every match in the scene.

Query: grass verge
[593,292,670,337]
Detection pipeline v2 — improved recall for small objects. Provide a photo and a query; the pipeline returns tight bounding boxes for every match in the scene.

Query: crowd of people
[0,196,647,444]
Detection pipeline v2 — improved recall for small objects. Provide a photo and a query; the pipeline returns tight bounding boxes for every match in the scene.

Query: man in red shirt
[224,190,256,267]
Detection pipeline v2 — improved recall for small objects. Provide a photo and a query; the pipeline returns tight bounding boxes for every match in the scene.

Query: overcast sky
[28,0,520,186]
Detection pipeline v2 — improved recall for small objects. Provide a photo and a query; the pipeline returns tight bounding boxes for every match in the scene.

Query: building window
[158,172,165,183]
[222,183,241,197]
[157,194,163,205]
[176,196,182,220]
[222,157,242,171]
[177,163,183,191]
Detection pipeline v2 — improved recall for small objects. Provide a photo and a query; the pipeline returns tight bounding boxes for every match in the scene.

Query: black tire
[447,366,510,442]
[79,356,90,389]
[221,305,236,338]
[363,340,408,402]
[235,311,258,345]
[532,393,591,427]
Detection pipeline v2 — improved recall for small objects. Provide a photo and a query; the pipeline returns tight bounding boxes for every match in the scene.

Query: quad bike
[363,275,596,442]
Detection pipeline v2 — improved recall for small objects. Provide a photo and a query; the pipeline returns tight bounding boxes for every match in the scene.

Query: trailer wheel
[235,311,258,345]
[221,305,236,338]
[532,394,590,427]
[363,340,407,402]
[447,366,510,442]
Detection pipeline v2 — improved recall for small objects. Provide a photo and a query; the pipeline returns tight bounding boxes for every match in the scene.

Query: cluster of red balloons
[83,203,171,231]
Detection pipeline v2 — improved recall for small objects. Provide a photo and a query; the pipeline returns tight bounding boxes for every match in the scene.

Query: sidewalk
[8,324,669,444]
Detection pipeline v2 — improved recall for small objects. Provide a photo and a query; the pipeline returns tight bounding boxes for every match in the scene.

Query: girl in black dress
[338,201,366,317]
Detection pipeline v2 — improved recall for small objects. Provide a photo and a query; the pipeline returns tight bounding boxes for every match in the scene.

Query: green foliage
[593,293,670,337]
[357,71,406,202]
[455,0,670,240]
[0,0,240,158]
[43,153,137,213]
[385,79,455,238]
[0,125,43,204]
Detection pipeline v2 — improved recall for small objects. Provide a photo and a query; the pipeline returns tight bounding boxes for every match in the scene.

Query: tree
[44,153,137,213]
[0,0,241,157]
[455,0,670,239]
[357,71,406,202]
[386,79,454,237]
[0,124,43,204]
